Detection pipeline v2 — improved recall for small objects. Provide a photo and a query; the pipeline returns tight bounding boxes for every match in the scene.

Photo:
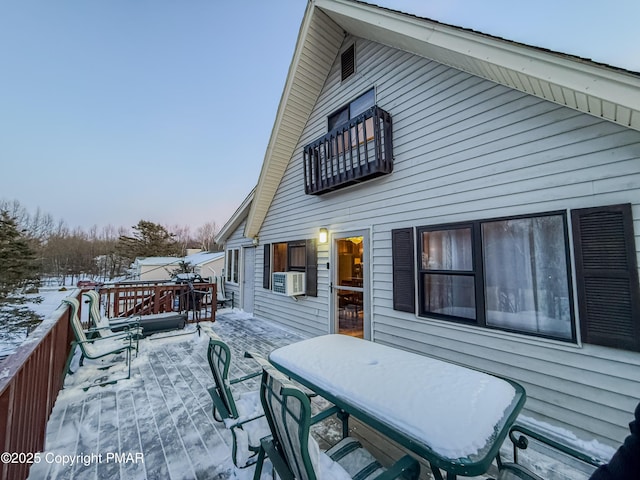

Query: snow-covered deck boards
[27,310,312,480]
[27,310,598,480]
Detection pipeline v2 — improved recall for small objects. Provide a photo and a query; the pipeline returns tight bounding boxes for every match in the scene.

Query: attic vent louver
[341,44,355,81]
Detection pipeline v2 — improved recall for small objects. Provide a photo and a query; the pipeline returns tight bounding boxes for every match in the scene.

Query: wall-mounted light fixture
[252,236,259,246]
[319,227,328,244]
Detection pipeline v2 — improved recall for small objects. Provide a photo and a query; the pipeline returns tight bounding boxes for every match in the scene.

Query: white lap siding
[254,34,640,448]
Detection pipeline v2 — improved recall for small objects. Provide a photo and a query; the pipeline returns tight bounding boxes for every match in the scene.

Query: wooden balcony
[303,105,393,195]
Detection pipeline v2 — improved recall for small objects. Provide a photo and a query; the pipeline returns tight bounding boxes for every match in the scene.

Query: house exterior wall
[253,35,640,448]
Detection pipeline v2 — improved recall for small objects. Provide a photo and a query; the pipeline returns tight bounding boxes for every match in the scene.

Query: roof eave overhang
[318,0,640,130]
[215,188,256,245]
[244,2,344,238]
[245,0,640,238]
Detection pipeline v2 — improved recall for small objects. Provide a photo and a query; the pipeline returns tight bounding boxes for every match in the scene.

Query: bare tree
[0,201,229,284]
[196,221,219,251]
[0,199,29,227]
[91,224,127,280]
[170,224,194,256]
[26,207,55,241]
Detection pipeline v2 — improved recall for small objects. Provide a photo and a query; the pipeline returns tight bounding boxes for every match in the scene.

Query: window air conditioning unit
[272,272,305,296]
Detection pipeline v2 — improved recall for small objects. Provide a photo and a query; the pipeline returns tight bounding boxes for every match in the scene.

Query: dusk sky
[1,0,638,234]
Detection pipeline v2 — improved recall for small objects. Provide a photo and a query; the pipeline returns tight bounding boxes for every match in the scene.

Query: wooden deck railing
[0,290,79,480]
[98,281,217,323]
[0,281,217,480]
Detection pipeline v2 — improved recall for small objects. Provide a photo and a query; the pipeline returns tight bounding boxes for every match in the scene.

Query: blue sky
[1,0,638,234]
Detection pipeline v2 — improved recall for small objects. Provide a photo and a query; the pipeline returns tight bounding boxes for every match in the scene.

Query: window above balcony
[328,87,373,130]
[303,97,393,195]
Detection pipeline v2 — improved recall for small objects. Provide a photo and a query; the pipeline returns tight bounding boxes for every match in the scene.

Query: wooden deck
[26,310,596,480]
[27,311,320,480]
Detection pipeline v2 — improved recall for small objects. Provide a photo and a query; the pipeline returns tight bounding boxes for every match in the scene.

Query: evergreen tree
[0,210,39,300]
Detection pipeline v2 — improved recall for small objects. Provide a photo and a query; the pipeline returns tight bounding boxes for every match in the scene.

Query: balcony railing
[303,105,393,195]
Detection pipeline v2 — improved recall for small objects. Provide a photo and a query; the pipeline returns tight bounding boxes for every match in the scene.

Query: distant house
[216,188,256,313]
[225,0,640,449]
[130,251,224,282]
[183,251,225,281]
[130,256,182,281]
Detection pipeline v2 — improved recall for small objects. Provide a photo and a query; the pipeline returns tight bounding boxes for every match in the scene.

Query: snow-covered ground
[28,287,76,316]
[0,287,74,359]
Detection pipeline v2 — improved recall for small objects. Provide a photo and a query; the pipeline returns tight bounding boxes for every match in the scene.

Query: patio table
[269,334,526,480]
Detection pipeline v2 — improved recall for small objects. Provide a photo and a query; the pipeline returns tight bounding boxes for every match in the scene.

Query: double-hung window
[272,241,306,273]
[415,212,575,341]
[263,239,317,296]
[327,89,376,151]
[393,204,640,350]
[328,88,375,131]
[419,226,476,320]
[226,248,239,284]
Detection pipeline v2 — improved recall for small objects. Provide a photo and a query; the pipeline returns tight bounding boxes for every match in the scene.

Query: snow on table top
[269,334,517,460]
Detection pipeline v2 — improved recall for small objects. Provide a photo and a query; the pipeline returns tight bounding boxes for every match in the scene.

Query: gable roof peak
[245,0,640,238]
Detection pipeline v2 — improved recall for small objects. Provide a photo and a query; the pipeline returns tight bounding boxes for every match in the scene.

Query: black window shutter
[392,228,415,313]
[572,204,640,352]
[263,243,271,289]
[305,239,318,297]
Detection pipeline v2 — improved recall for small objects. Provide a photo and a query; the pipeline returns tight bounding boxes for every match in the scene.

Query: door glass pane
[482,215,572,339]
[338,290,363,337]
[337,237,363,287]
[336,235,365,338]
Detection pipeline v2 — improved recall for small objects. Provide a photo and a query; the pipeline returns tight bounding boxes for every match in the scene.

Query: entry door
[332,231,369,339]
[242,246,255,314]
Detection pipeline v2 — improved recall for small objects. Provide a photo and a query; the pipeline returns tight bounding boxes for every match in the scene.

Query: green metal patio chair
[490,424,604,480]
[253,364,420,480]
[205,328,271,467]
[83,290,142,340]
[62,297,136,386]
